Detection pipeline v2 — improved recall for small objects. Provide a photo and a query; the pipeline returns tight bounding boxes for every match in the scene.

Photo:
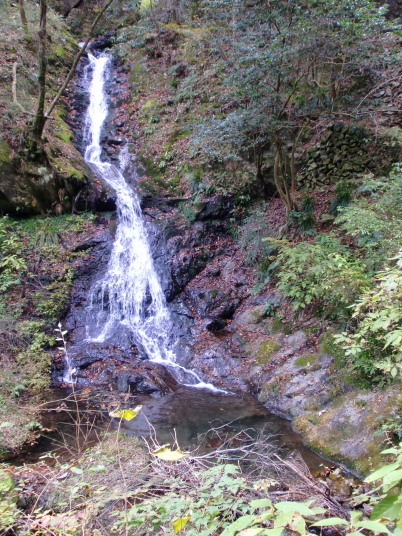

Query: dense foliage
[276,236,369,320]
[336,166,402,270]
[336,251,402,383]
[189,0,387,208]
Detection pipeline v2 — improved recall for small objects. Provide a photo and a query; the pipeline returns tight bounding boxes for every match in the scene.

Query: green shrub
[178,201,197,222]
[335,250,402,384]
[336,165,402,270]
[277,235,369,320]
[288,195,315,235]
[237,203,277,266]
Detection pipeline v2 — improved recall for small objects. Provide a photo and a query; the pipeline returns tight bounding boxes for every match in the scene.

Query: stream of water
[66,53,219,390]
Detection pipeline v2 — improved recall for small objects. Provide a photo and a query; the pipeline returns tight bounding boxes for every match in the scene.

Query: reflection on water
[118,386,328,469]
[15,386,330,473]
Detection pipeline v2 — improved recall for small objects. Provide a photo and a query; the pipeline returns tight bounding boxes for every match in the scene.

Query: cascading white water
[83,53,222,391]
[84,54,175,363]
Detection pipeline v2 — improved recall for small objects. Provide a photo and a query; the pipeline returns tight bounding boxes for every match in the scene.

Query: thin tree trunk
[45,0,115,119]
[274,149,291,213]
[19,0,28,30]
[30,0,47,150]
[27,0,114,149]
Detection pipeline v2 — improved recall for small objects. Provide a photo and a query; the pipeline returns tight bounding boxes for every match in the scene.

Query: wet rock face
[64,55,342,407]
[55,342,179,396]
[293,388,401,475]
[63,224,113,343]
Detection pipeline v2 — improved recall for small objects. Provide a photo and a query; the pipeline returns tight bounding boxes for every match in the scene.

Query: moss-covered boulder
[293,388,400,475]
[0,134,92,216]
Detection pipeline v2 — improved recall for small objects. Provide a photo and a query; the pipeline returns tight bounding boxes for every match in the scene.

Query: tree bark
[19,0,28,30]
[45,0,115,119]
[27,0,115,150]
[30,0,47,151]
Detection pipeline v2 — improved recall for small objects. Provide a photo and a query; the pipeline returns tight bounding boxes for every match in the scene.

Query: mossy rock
[271,316,292,335]
[259,373,291,398]
[0,140,12,164]
[52,115,73,143]
[295,353,318,367]
[256,339,279,364]
[293,387,400,475]
[139,97,165,119]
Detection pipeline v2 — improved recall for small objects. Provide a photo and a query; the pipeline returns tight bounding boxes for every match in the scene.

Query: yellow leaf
[152,445,189,461]
[109,405,142,421]
[173,517,190,533]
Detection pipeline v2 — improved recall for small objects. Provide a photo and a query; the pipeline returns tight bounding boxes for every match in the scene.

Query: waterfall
[84,54,174,363]
[82,53,221,391]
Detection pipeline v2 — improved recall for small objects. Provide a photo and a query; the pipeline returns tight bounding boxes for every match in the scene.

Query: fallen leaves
[152,445,189,461]
[108,405,142,421]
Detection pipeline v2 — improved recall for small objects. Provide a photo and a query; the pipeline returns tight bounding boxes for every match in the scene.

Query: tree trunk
[19,0,28,30]
[273,138,297,213]
[45,0,115,119]
[27,0,115,151]
[30,0,47,151]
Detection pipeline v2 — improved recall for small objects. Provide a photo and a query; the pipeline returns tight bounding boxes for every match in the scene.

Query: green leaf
[381,448,399,455]
[220,515,256,536]
[371,495,401,521]
[311,518,349,527]
[152,445,189,461]
[259,530,284,536]
[356,520,392,534]
[254,512,273,524]
[250,499,272,510]
[70,466,83,475]
[289,513,306,535]
[109,405,142,421]
[238,529,265,536]
[172,517,190,533]
[274,501,315,516]
[382,469,402,491]
[365,463,400,483]
[310,507,326,515]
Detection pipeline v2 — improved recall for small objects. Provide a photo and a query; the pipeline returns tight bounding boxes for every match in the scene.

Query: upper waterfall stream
[79,52,219,391]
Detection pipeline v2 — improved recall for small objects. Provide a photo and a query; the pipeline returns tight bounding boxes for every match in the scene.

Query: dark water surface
[16,385,331,473]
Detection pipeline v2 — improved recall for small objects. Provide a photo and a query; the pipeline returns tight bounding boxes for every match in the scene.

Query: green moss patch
[53,116,73,143]
[295,353,318,367]
[0,140,11,164]
[293,388,400,475]
[139,97,165,119]
[256,339,280,364]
